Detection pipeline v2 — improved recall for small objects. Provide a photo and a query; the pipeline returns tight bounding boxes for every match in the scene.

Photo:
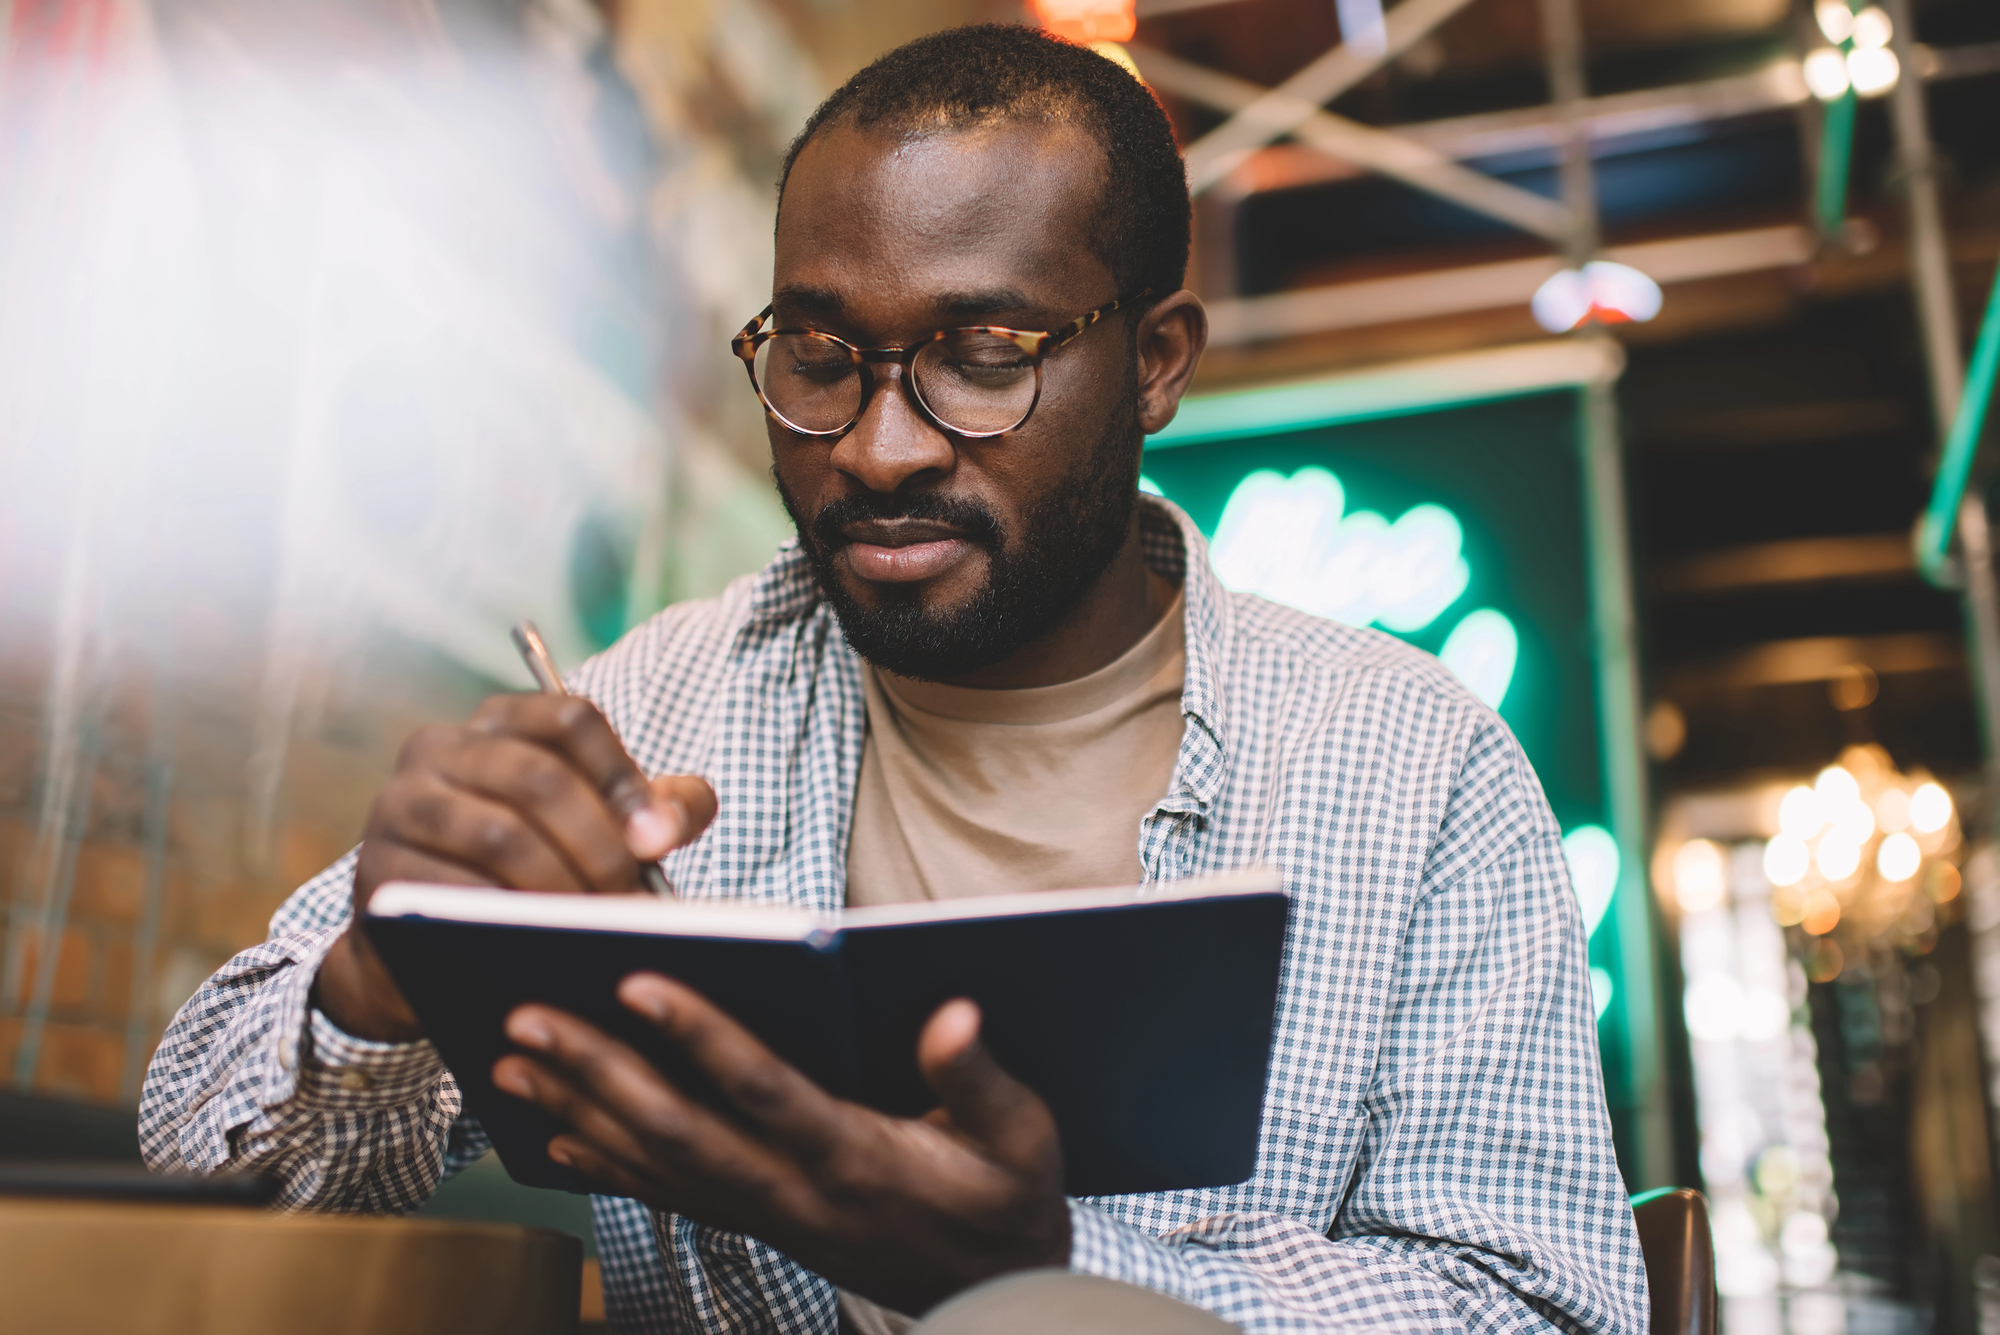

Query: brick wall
[0,629,493,1109]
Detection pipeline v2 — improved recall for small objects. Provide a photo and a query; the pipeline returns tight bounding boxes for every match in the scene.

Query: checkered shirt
[140,496,1647,1334]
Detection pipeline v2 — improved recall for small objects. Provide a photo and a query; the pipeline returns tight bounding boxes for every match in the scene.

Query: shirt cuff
[277,935,448,1115]
[296,1005,446,1109]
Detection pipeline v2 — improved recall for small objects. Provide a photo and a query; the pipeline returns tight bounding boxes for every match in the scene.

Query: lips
[839,520,976,584]
[832,519,964,583]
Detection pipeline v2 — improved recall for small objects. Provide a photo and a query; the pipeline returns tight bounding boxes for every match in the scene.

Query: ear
[1133,290,1209,437]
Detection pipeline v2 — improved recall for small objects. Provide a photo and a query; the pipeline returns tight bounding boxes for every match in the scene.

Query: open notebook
[364,868,1287,1198]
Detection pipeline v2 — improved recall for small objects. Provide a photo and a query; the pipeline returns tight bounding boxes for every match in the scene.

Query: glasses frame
[731,290,1150,440]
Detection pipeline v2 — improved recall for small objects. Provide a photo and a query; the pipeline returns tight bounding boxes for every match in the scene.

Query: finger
[649,775,718,849]
[354,832,503,908]
[468,695,676,860]
[493,1052,660,1171]
[617,973,848,1155]
[502,1003,794,1187]
[378,771,592,894]
[547,1134,654,1199]
[432,734,637,893]
[548,1132,787,1242]
[918,1000,1060,1174]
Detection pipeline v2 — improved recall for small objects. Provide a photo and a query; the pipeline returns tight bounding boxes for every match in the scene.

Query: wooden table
[0,1198,583,1335]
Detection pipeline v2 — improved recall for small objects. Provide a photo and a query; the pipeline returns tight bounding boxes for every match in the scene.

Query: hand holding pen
[313,621,718,1042]
[511,621,677,898]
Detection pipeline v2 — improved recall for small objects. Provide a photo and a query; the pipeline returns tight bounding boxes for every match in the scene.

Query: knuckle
[817,1139,877,1193]
[725,1066,790,1115]
[575,1048,626,1095]
[633,1100,687,1144]
[398,724,452,768]
[470,693,519,723]
[551,697,600,740]
[386,779,451,839]
[472,813,524,861]
[519,753,573,805]
[577,845,634,890]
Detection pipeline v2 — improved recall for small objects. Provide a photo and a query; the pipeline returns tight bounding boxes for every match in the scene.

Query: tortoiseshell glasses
[731,291,1150,440]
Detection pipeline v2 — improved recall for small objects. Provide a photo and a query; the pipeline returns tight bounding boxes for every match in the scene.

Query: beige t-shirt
[837,590,1186,1335]
[845,590,1187,906]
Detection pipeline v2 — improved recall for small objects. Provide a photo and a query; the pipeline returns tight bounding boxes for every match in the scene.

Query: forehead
[774,118,1115,331]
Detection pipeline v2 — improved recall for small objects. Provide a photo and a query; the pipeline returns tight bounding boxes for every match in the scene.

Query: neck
[935,510,1175,690]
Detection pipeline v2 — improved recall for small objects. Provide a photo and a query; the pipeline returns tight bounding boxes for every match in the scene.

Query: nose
[826,362,957,495]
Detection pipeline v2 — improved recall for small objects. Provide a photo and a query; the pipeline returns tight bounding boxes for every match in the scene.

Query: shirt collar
[740,494,1235,783]
[1138,494,1235,807]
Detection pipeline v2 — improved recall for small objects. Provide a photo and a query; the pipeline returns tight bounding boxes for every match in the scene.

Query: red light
[1030,0,1138,43]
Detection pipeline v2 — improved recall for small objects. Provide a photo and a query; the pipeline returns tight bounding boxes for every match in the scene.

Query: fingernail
[548,1143,574,1168]
[627,805,678,857]
[495,1066,532,1097]
[506,1013,553,1049]
[632,987,672,1031]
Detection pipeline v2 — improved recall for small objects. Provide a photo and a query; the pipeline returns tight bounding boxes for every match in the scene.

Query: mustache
[807,490,1004,554]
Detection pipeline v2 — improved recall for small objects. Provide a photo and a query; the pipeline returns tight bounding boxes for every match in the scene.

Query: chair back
[1631,1187,1716,1335]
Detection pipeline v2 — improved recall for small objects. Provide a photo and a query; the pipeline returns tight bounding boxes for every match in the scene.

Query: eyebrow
[771,284,1043,330]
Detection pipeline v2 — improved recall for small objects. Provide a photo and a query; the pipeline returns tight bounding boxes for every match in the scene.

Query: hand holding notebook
[364,869,1286,1315]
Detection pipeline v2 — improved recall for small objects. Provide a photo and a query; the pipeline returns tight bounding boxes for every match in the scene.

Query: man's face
[768,118,1142,681]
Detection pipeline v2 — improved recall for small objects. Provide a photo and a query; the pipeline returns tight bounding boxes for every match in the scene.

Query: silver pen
[510,619,676,898]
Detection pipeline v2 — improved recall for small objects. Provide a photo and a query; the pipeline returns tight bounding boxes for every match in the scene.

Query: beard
[775,399,1141,683]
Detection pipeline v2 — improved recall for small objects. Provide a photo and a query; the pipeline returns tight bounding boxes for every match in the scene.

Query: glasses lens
[912,331,1038,435]
[754,333,862,433]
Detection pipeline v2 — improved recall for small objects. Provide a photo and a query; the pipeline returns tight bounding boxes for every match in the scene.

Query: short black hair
[777,24,1190,305]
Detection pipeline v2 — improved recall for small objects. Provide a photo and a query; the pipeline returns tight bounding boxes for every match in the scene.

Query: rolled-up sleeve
[138,849,489,1213]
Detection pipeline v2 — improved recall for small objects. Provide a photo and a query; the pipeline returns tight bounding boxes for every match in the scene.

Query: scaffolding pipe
[1882,0,2000,832]
[1814,89,1857,239]
[1537,0,1667,1189]
[1916,263,2000,584]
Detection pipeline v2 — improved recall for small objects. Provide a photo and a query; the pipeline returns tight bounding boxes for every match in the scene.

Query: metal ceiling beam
[1134,43,1572,241]
[1150,336,1623,447]
[1180,44,1995,204]
[1201,224,1814,346]
[1180,0,1485,192]
[1653,534,1916,596]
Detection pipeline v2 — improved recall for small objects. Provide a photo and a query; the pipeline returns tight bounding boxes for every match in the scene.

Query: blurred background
[3,0,1999,1331]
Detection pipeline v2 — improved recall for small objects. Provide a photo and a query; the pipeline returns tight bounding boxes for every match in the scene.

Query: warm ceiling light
[1850,6,1892,51]
[1803,47,1852,101]
[1778,785,1824,838]
[1815,765,1859,808]
[1673,839,1728,913]
[1877,832,1921,882]
[1847,46,1900,97]
[1815,0,1856,44]
[1815,835,1862,882]
[1030,0,1137,43]
[1764,834,1811,888]
[1530,260,1663,333]
[1910,782,1953,834]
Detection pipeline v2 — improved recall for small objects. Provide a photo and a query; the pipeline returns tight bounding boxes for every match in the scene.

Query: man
[143,24,1647,1335]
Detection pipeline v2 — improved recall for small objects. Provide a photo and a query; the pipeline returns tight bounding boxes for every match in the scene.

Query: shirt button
[339,1070,372,1092]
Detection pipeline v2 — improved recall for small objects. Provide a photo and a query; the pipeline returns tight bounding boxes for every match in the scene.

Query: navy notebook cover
[363,869,1288,1199]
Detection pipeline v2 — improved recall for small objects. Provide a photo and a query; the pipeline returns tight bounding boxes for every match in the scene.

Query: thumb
[627,774,718,859]
[918,1000,1058,1173]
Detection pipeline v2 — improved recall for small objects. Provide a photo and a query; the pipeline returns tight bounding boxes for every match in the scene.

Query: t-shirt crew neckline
[872,587,1188,728]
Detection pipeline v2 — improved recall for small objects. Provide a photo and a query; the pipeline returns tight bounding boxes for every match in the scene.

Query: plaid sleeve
[643,1213,839,1333]
[1069,720,1647,1335]
[138,849,474,1213]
